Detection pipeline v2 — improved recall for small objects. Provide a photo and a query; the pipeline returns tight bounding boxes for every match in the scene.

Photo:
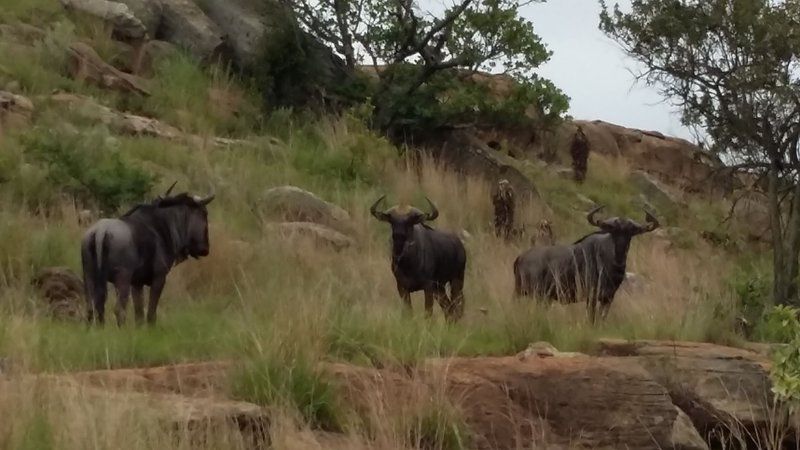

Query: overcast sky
[521,0,696,141]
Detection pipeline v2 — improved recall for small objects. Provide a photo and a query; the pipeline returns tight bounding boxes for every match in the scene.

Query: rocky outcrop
[598,339,795,448]
[61,0,148,40]
[433,131,545,207]
[258,186,355,235]
[158,0,227,64]
[30,267,84,321]
[66,42,151,95]
[265,222,355,251]
[31,340,796,450]
[629,169,684,213]
[731,190,770,242]
[0,90,33,134]
[199,0,279,68]
[557,120,738,197]
[49,93,252,148]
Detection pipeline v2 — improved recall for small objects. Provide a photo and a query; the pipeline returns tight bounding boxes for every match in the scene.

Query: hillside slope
[0,1,782,449]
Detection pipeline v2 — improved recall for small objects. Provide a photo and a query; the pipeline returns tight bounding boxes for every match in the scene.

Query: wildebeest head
[156,188,216,259]
[370,195,439,258]
[586,205,659,236]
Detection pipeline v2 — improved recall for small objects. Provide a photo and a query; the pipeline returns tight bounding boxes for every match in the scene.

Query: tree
[280,0,568,134]
[600,0,800,306]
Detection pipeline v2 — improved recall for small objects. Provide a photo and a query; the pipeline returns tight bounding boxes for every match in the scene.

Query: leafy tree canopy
[600,0,800,306]
[279,0,569,134]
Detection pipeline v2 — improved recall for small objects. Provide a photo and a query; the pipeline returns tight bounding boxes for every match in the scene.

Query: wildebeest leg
[424,288,435,318]
[598,300,612,321]
[147,276,166,325]
[92,280,108,325]
[114,272,132,327]
[132,285,144,326]
[446,278,465,322]
[397,284,412,315]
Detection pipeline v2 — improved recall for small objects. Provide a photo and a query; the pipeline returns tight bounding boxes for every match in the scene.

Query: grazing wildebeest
[513,205,659,322]
[370,196,467,322]
[81,184,215,326]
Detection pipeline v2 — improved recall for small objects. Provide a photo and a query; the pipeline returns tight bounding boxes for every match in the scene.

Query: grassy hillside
[0,2,775,449]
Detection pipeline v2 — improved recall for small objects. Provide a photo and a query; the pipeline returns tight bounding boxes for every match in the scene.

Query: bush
[22,127,155,213]
[766,306,800,406]
[230,356,344,431]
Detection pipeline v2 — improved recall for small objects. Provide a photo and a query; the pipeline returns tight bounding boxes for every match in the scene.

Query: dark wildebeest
[370,196,467,322]
[81,184,215,326]
[513,206,659,322]
[571,125,590,183]
[492,179,515,240]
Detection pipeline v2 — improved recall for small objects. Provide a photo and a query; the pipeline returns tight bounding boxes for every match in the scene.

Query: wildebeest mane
[572,230,607,245]
[120,193,201,218]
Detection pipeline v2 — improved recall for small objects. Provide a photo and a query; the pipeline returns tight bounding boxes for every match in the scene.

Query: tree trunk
[768,162,800,306]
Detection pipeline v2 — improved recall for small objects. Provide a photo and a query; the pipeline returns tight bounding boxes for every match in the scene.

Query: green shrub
[22,127,155,213]
[767,306,800,406]
[230,356,344,431]
[409,401,471,450]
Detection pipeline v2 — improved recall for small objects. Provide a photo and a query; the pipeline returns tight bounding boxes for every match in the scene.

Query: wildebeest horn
[587,205,605,227]
[370,195,390,222]
[164,180,178,197]
[642,210,660,232]
[193,190,216,206]
[423,197,439,221]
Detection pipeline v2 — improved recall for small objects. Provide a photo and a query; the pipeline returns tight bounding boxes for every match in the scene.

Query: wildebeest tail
[513,255,524,297]
[81,229,110,320]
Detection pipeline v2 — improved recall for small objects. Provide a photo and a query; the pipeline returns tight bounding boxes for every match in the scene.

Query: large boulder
[117,0,162,38]
[199,0,279,69]
[432,131,547,210]
[598,339,791,447]
[0,90,34,135]
[31,267,84,321]
[60,0,148,40]
[629,169,683,214]
[258,186,355,235]
[158,0,228,64]
[66,42,151,95]
[265,222,355,251]
[731,190,770,242]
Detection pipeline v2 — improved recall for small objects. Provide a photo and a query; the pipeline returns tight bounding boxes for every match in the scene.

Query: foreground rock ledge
[13,340,796,449]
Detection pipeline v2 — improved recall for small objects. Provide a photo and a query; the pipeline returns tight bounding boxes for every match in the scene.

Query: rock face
[66,42,151,95]
[259,186,355,235]
[30,267,84,320]
[265,222,355,251]
[199,0,278,68]
[598,339,790,448]
[732,190,771,242]
[61,0,148,40]
[0,90,34,134]
[50,93,252,148]
[561,120,738,196]
[629,169,683,213]
[158,0,227,64]
[433,131,545,206]
[34,340,796,449]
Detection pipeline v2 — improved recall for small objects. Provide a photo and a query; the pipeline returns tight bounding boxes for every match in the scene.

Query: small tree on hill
[600,0,800,306]
[279,0,568,135]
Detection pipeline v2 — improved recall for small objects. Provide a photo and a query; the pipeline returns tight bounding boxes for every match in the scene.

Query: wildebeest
[81,184,215,326]
[492,179,515,240]
[370,196,467,322]
[513,205,659,322]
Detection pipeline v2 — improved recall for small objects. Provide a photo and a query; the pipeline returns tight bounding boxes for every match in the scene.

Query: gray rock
[158,0,227,64]
[61,0,147,40]
[200,0,279,68]
[266,222,355,251]
[259,186,355,235]
[118,0,162,38]
[629,170,682,212]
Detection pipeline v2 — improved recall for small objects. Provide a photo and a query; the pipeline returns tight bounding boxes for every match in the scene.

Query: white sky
[521,0,696,141]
